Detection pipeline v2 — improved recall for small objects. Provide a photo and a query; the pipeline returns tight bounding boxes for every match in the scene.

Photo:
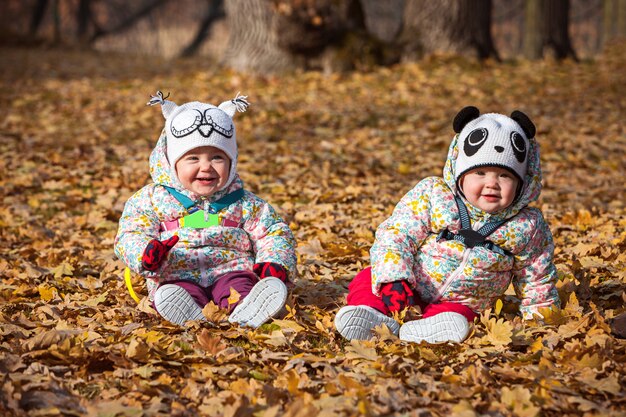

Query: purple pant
[158,270,259,309]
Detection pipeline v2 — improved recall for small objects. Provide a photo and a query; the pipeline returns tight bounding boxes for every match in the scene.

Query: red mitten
[253,262,288,282]
[142,235,179,272]
[380,280,415,312]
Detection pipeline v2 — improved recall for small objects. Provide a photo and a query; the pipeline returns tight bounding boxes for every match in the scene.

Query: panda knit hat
[147,91,249,189]
[453,106,536,189]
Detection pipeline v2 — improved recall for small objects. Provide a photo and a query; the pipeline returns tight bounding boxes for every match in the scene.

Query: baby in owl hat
[115,92,296,328]
[335,106,560,343]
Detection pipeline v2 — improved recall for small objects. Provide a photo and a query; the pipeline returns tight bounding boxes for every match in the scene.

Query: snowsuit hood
[442,122,543,222]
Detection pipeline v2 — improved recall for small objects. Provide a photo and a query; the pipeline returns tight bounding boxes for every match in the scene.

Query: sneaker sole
[399,312,470,343]
[154,284,205,326]
[228,278,287,328]
[335,305,400,340]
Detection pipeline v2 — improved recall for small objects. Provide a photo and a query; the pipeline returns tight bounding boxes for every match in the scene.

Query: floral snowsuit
[369,134,560,318]
[114,132,297,300]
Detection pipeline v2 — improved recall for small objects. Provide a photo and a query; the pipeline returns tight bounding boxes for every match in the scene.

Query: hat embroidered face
[452,106,536,190]
[463,126,527,163]
[170,107,234,139]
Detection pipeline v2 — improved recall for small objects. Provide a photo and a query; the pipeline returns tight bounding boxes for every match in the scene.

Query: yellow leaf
[38,285,57,302]
[133,365,159,379]
[573,353,603,369]
[570,242,596,256]
[283,369,301,395]
[419,347,439,362]
[397,163,411,175]
[51,262,74,278]
[451,400,478,417]
[25,329,79,351]
[126,337,150,361]
[539,307,568,325]
[345,340,379,361]
[500,386,540,417]
[227,287,241,306]
[563,291,583,315]
[494,298,503,316]
[83,291,108,307]
[202,301,227,323]
[143,330,163,346]
[271,318,304,332]
[529,337,543,353]
[229,378,250,395]
[587,374,621,395]
[578,256,605,269]
[337,374,366,392]
[482,317,512,346]
[260,330,289,347]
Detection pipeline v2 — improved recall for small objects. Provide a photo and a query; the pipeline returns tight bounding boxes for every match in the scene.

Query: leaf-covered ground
[0,45,625,417]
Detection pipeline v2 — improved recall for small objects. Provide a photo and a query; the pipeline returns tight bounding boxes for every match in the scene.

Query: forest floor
[0,44,624,416]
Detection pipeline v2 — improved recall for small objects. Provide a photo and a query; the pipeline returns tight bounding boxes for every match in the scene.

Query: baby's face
[459,167,519,213]
[175,146,230,197]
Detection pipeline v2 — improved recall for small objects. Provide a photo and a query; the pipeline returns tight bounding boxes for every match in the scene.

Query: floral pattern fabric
[370,134,560,318]
[114,132,297,300]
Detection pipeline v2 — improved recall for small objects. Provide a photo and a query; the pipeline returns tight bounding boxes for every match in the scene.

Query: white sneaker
[153,284,206,326]
[228,278,287,329]
[335,305,400,340]
[399,312,470,344]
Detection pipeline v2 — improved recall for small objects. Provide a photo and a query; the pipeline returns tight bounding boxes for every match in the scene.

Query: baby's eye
[500,172,511,178]
[212,155,225,161]
[474,170,486,176]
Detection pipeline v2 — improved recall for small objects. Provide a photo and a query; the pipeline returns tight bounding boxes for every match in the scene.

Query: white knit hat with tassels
[147,91,249,189]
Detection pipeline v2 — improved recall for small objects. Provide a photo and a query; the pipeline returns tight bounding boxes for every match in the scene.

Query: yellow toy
[124,268,141,303]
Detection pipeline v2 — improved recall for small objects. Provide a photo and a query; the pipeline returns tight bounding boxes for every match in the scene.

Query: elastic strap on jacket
[437,196,511,256]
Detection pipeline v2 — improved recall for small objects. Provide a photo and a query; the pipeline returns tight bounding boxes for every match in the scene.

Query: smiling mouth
[482,194,500,200]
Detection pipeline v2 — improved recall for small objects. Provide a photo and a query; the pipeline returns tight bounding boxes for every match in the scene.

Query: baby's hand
[142,235,179,271]
[253,262,287,282]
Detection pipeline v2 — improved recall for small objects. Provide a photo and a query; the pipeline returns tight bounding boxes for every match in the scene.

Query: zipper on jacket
[433,220,483,302]
[434,248,471,302]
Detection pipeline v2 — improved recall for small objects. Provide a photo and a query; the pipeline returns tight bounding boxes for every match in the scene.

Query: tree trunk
[51,0,61,44]
[76,0,92,44]
[619,0,626,37]
[603,0,615,44]
[523,0,543,59]
[398,0,458,60]
[30,0,49,35]
[180,0,225,57]
[452,0,500,60]
[221,0,296,74]
[543,0,577,59]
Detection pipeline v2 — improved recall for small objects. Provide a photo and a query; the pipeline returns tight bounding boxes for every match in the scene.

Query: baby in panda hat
[115,92,297,328]
[335,106,560,343]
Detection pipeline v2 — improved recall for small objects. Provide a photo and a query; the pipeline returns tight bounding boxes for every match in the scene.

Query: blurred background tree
[2,0,625,73]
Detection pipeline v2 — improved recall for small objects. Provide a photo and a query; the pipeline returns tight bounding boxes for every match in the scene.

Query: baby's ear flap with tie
[453,106,480,133]
[511,110,536,139]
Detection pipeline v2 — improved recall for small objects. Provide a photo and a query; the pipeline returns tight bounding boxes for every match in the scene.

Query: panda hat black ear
[453,106,480,133]
[511,110,536,139]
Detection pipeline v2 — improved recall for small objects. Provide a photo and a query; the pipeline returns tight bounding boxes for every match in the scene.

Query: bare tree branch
[89,0,169,43]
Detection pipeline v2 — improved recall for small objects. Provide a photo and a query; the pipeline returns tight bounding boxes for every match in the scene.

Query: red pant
[346,267,478,322]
